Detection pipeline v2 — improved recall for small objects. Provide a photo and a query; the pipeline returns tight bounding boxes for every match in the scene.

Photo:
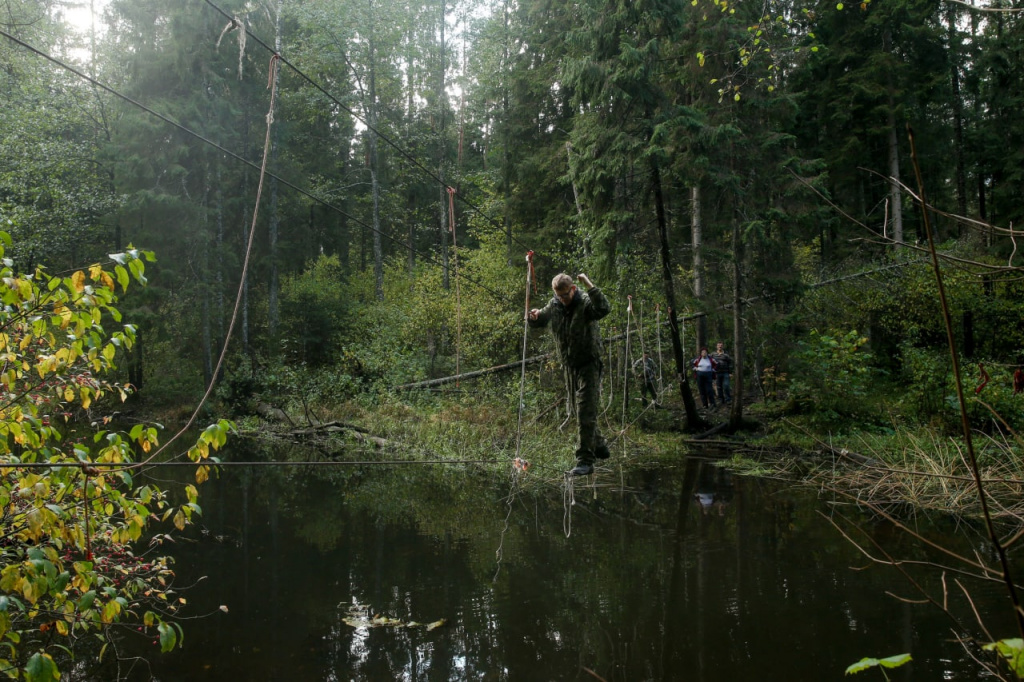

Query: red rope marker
[976,363,990,395]
[526,250,537,294]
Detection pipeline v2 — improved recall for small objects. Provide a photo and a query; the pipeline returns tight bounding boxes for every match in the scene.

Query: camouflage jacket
[529,287,611,369]
[711,351,733,374]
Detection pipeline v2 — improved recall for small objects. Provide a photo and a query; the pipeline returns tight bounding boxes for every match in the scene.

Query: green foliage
[311,228,523,395]
[279,254,349,366]
[846,653,912,677]
[896,345,950,425]
[788,329,876,422]
[0,235,233,678]
[983,638,1024,678]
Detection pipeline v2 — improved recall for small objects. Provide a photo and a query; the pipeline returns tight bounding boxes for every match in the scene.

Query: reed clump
[811,428,1024,522]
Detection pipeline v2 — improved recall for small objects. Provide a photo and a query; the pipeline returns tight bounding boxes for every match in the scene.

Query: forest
[2,0,1024,678]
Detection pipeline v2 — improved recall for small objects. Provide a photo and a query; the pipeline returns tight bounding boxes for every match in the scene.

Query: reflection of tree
[121,441,1011,679]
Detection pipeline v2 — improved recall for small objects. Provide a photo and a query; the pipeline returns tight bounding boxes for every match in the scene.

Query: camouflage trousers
[565,361,607,464]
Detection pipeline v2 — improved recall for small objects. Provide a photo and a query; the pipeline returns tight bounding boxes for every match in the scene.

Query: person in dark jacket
[528,272,611,476]
[711,341,733,406]
[633,352,659,406]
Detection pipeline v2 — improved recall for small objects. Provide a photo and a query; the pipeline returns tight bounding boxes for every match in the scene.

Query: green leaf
[846,657,879,674]
[158,622,178,652]
[114,265,130,292]
[24,652,60,681]
[984,639,1024,676]
[78,590,96,611]
[879,653,912,668]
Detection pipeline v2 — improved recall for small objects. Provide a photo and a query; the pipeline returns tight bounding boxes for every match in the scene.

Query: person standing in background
[692,347,717,410]
[711,341,733,407]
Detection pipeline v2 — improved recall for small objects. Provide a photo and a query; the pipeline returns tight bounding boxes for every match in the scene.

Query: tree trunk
[437,0,450,291]
[241,200,250,355]
[883,28,903,245]
[267,0,283,336]
[405,24,416,274]
[691,184,706,352]
[729,214,744,426]
[201,170,213,385]
[368,11,384,302]
[129,328,144,390]
[947,4,967,225]
[215,166,224,365]
[654,162,702,428]
[502,0,512,264]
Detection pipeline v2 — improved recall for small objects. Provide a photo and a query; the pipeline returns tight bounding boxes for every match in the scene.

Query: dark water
[111,448,1017,681]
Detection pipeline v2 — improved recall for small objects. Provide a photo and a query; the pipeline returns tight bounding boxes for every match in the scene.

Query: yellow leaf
[64,387,74,402]
[173,510,186,531]
[71,271,86,292]
[100,272,115,289]
[89,264,103,281]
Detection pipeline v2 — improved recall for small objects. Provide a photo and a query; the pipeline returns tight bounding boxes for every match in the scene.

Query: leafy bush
[0,236,232,679]
[279,254,348,366]
[787,329,877,421]
[897,345,951,425]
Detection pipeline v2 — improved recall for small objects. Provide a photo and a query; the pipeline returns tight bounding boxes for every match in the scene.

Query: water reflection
[106,450,1017,681]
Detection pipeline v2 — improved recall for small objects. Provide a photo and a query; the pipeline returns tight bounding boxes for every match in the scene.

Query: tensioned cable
[201,0,549,266]
[0,459,498,469]
[0,28,507,303]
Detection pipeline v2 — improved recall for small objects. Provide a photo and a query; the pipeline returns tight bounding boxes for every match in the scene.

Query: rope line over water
[0,459,499,470]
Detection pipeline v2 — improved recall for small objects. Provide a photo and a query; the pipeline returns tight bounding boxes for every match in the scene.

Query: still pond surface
[113,446,1015,681]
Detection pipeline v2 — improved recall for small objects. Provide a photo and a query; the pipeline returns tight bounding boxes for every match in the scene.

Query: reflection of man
[633,352,659,406]
[711,342,733,406]
[528,273,611,476]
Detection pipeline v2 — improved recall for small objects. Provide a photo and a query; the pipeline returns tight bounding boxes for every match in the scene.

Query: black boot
[568,461,595,476]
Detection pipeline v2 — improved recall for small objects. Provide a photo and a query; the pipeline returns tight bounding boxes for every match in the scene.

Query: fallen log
[255,404,389,448]
[394,354,551,390]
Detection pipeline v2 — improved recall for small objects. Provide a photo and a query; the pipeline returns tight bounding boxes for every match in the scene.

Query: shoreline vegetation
[226,382,1024,526]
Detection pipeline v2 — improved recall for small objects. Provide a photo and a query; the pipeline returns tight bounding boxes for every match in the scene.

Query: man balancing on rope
[528,273,611,476]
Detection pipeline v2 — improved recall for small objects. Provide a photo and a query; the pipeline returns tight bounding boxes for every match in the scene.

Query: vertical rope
[563,474,575,537]
[621,296,633,451]
[136,53,280,466]
[514,251,535,459]
[637,299,647,362]
[447,187,462,386]
[656,303,665,395]
[497,251,536,576]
